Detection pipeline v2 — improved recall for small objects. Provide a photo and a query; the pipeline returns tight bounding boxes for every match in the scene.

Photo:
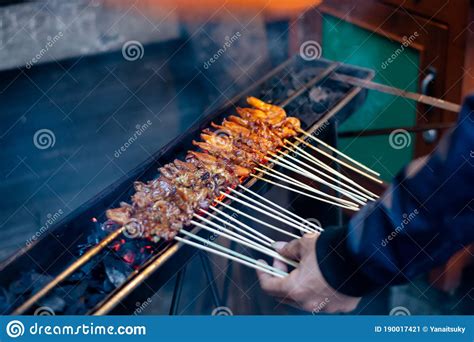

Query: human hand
[257,234,361,313]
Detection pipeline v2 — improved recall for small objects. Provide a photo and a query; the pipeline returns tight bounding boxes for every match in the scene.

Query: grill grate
[1,56,374,315]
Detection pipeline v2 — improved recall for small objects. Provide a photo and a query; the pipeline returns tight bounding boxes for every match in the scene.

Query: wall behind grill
[0,0,282,262]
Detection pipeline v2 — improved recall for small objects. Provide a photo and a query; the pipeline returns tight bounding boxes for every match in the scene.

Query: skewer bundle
[13,97,383,314]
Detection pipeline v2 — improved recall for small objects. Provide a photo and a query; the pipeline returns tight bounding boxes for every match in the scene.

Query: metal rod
[330,73,462,113]
[169,266,187,315]
[13,226,126,315]
[199,251,222,308]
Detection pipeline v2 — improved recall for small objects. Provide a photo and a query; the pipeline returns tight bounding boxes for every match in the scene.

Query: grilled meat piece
[106,98,298,241]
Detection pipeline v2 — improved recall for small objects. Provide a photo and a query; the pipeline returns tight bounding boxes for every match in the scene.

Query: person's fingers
[256,259,288,297]
[275,239,302,261]
[272,257,288,273]
[275,296,300,310]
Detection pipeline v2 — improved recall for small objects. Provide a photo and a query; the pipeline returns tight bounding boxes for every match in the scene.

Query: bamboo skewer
[227,187,319,233]
[221,192,314,235]
[251,174,359,212]
[275,150,372,201]
[266,155,367,205]
[176,232,286,278]
[236,185,322,232]
[190,220,298,268]
[192,216,269,252]
[205,207,275,244]
[214,200,301,239]
[196,210,273,247]
[297,128,381,177]
[256,164,357,208]
[283,140,379,200]
[269,152,367,204]
[294,136,383,184]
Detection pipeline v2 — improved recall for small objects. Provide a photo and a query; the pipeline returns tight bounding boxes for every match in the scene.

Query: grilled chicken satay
[246,96,286,124]
[107,98,298,242]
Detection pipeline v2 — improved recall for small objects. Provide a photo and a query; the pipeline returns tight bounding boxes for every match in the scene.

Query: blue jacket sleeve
[316,95,474,297]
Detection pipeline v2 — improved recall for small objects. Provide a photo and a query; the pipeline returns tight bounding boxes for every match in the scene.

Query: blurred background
[0,0,473,315]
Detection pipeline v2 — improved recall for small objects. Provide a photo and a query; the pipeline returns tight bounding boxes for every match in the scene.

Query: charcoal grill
[0,55,375,315]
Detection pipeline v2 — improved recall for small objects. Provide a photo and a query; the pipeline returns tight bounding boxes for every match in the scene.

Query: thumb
[274,239,302,261]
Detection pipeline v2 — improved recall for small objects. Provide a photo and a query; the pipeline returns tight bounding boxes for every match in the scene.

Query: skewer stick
[190,220,298,268]
[275,150,372,201]
[205,207,275,244]
[13,226,126,315]
[196,210,273,247]
[297,128,381,177]
[214,200,301,239]
[269,152,367,203]
[192,216,271,252]
[294,136,383,184]
[256,164,357,207]
[221,192,314,235]
[266,155,367,205]
[176,232,286,278]
[251,174,359,212]
[236,185,322,232]
[229,187,319,233]
[283,140,379,200]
